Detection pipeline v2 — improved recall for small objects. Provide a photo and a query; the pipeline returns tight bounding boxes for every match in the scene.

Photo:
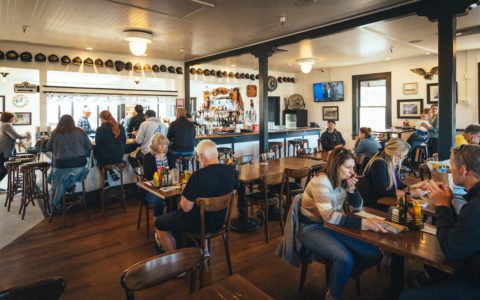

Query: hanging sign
[14,82,39,93]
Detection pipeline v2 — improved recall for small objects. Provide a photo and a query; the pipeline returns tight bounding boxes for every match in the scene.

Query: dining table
[326,207,457,297]
[300,151,330,162]
[372,127,416,140]
[136,181,183,210]
[230,157,325,233]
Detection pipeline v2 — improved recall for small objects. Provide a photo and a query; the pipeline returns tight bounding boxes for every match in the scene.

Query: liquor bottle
[404,188,411,223]
[397,196,406,223]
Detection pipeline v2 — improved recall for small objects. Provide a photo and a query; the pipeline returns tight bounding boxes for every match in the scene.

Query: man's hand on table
[361,218,389,233]
[426,180,453,207]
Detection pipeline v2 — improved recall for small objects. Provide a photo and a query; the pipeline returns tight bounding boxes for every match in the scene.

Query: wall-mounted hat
[134,63,142,73]
[105,59,114,68]
[277,77,283,83]
[125,62,132,70]
[190,68,196,74]
[216,70,222,77]
[283,77,288,82]
[222,71,228,77]
[72,56,82,65]
[196,68,203,75]
[115,60,126,72]
[255,74,259,80]
[34,53,46,62]
[143,64,152,72]
[95,58,104,67]
[210,69,215,76]
[152,64,159,72]
[0,51,4,60]
[239,73,245,79]
[245,73,250,79]
[176,67,183,74]
[48,54,59,63]
[61,55,71,65]
[249,74,255,80]
[167,66,175,73]
[234,72,240,79]
[203,69,210,76]
[291,78,295,83]
[229,72,234,78]
[6,50,19,60]
[20,52,33,62]
[84,57,94,66]
[160,65,167,72]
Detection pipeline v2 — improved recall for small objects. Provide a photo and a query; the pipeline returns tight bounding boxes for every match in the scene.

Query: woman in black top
[361,138,422,211]
[95,110,126,167]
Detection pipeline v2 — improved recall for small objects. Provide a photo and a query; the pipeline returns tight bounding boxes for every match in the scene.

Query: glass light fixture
[124,30,153,56]
[296,58,316,74]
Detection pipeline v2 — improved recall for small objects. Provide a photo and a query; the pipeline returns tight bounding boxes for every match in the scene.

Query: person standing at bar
[77,106,95,134]
[127,105,145,134]
[422,104,439,155]
[321,120,345,151]
[167,108,195,168]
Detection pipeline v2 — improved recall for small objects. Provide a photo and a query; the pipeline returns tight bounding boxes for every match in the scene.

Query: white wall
[295,49,480,145]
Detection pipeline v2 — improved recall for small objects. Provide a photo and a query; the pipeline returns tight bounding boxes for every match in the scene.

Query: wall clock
[267,76,277,92]
[12,94,29,108]
[287,94,305,109]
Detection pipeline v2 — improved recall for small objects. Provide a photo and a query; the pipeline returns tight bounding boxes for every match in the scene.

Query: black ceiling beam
[185,1,420,66]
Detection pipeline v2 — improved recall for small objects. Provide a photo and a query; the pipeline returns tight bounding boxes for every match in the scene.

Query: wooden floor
[0,197,408,299]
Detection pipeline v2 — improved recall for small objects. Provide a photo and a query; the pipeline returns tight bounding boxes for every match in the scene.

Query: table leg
[230,182,259,233]
[390,253,405,298]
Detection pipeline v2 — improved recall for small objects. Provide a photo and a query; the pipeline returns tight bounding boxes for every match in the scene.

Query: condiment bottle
[414,202,422,226]
[153,172,160,188]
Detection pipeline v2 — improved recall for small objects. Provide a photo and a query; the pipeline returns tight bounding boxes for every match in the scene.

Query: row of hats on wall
[0,50,184,74]
[190,67,295,83]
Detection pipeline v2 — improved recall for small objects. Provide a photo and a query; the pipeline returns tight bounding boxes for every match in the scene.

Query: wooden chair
[0,277,66,300]
[18,162,51,220]
[268,142,283,158]
[99,161,127,215]
[296,148,313,157]
[245,173,285,243]
[237,154,253,165]
[418,163,432,180]
[217,147,234,160]
[4,159,31,212]
[49,179,89,228]
[183,191,235,288]
[120,248,202,300]
[286,139,309,157]
[281,168,311,213]
[176,155,196,172]
[260,152,275,162]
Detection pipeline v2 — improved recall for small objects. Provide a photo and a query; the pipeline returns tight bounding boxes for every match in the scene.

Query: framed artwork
[13,112,32,125]
[175,98,185,107]
[427,82,458,104]
[0,96,4,112]
[403,82,418,95]
[322,106,339,121]
[397,99,423,119]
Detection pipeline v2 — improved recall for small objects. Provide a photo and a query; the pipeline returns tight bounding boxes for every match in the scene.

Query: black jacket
[436,183,480,285]
[167,117,195,152]
[127,113,145,133]
[94,124,126,167]
[321,130,345,151]
[360,158,406,211]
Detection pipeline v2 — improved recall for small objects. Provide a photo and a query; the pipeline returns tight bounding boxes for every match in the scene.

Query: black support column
[184,62,191,113]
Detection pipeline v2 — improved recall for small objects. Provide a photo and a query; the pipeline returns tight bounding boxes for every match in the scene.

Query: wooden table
[372,128,416,140]
[325,207,456,297]
[300,151,329,162]
[166,274,273,300]
[136,181,182,200]
[231,157,325,233]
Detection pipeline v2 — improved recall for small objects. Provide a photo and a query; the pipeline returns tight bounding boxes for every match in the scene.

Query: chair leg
[199,256,205,289]
[277,201,284,234]
[264,204,269,244]
[189,268,197,294]
[223,233,233,275]
[100,172,106,215]
[137,200,143,230]
[62,194,67,228]
[299,259,308,293]
[146,206,150,239]
[81,181,89,219]
[120,172,127,213]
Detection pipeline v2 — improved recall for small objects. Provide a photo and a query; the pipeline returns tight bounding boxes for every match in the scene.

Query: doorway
[268,96,280,125]
[352,72,392,136]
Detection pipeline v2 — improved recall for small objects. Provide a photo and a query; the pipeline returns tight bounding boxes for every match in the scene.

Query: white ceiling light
[124,29,153,56]
[296,58,316,74]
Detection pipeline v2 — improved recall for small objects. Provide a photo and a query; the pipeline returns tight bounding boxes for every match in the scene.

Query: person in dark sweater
[400,144,480,299]
[321,120,345,151]
[154,139,239,252]
[166,107,195,168]
[127,104,145,134]
[46,115,92,209]
[299,147,386,299]
[95,110,126,167]
[354,127,381,158]
[361,138,422,211]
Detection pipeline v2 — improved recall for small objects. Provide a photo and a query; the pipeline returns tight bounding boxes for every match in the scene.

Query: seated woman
[95,110,126,181]
[299,147,386,300]
[354,127,381,158]
[143,133,170,219]
[46,115,92,210]
[361,138,422,211]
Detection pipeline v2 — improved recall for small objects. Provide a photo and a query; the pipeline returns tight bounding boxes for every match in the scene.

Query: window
[359,80,387,130]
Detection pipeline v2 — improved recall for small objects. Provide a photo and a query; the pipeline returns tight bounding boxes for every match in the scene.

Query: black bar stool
[4,160,26,212]
[18,162,51,220]
[286,139,309,157]
[176,155,196,173]
[268,142,283,158]
[217,147,233,160]
[99,161,127,215]
[49,180,89,228]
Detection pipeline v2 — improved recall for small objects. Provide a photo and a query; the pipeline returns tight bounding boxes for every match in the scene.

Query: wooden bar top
[166,274,273,300]
[325,207,456,274]
[195,127,320,140]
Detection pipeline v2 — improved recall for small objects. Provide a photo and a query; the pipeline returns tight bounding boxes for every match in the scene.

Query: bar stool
[18,162,51,220]
[176,155,196,173]
[217,147,233,160]
[49,179,89,228]
[268,142,283,159]
[286,139,309,157]
[4,160,27,211]
[99,161,127,215]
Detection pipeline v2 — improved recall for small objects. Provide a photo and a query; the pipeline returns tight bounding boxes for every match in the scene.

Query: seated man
[320,120,345,151]
[154,139,238,252]
[400,144,480,299]
[455,124,480,147]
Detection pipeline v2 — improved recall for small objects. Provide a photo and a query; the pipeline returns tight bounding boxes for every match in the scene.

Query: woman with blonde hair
[362,138,421,211]
[143,133,170,218]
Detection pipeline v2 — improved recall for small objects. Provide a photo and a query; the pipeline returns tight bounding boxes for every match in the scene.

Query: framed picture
[175,98,185,107]
[13,112,32,125]
[397,99,423,119]
[403,82,418,95]
[322,106,339,121]
[0,96,4,112]
[427,82,458,104]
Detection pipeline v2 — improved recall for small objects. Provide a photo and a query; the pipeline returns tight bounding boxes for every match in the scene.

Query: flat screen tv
[313,81,344,102]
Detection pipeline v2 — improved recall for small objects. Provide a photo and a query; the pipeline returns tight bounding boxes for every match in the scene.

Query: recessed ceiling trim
[105,0,181,19]
[361,27,437,54]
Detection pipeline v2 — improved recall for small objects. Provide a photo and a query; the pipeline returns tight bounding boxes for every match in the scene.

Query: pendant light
[296,58,316,74]
[124,29,153,56]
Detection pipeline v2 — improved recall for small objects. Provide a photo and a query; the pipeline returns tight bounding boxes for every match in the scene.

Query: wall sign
[14,82,38,93]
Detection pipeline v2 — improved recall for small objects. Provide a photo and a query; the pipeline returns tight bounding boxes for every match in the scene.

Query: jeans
[399,281,480,300]
[301,223,382,299]
[48,166,89,209]
[145,192,165,218]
